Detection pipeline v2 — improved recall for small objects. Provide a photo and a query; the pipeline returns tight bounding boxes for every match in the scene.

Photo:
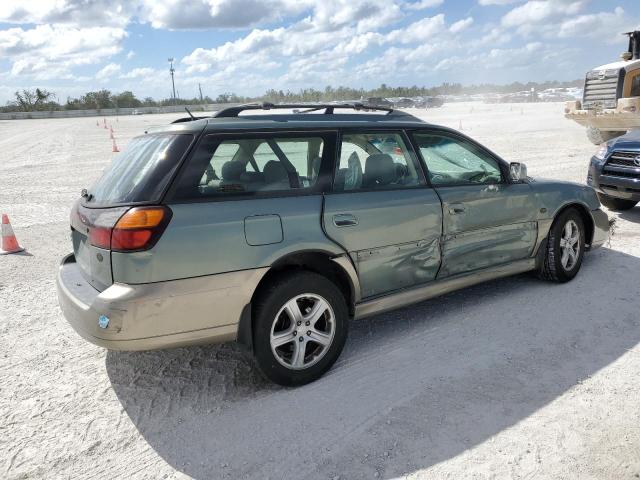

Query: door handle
[448,204,466,215]
[333,214,359,227]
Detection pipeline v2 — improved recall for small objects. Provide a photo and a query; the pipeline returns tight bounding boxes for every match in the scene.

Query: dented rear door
[323,189,443,298]
[323,130,443,299]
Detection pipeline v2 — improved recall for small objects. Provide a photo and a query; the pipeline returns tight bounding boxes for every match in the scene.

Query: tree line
[2,80,582,113]
[0,89,247,113]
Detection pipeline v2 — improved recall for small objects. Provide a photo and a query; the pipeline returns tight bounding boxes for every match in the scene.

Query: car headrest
[263,160,288,184]
[364,154,396,186]
[344,152,363,190]
[221,161,245,181]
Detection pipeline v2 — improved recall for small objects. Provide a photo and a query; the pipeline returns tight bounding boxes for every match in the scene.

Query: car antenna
[184,106,195,120]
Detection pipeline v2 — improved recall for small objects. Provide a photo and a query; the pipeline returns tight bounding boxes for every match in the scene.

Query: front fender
[528,178,600,220]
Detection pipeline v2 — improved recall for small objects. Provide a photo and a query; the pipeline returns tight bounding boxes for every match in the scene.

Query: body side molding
[355,258,536,319]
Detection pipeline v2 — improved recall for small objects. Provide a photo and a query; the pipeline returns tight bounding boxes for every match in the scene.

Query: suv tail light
[88,206,172,252]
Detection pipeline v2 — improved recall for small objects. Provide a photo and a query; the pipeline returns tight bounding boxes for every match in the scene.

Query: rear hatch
[71,133,193,291]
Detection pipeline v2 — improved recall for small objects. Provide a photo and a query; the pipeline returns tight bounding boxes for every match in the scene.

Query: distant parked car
[416,96,445,108]
[132,109,143,115]
[365,97,393,108]
[57,102,610,386]
[588,130,640,210]
[393,98,415,108]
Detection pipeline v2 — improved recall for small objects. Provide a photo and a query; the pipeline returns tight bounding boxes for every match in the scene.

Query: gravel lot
[1,103,639,480]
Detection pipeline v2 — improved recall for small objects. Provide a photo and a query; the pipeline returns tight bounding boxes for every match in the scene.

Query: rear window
[85,134,192,206]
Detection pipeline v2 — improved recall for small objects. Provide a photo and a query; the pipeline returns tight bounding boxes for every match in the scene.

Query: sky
[0,0,639,104]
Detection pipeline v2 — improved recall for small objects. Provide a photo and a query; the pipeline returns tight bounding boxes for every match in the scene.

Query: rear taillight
[89,227,112,249]
[112,207,170,251]
[88,206,171,252]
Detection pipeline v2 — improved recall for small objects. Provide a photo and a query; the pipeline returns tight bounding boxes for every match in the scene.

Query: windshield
[86,133,192,206]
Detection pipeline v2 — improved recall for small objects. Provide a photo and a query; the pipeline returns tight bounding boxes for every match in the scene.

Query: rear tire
[597,193,637,211]
[538,208,586,283]
[586,127,625,145]
[252,271,348,386]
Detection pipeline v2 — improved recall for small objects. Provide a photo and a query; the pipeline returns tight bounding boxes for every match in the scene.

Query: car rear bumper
[56,253,268,351]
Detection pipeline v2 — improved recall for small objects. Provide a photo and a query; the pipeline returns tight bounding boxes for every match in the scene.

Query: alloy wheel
[559,219,581,271]
[269,294,335,370]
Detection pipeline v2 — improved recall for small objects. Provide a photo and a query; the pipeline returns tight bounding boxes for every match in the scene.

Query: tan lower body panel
[57,254,268,351]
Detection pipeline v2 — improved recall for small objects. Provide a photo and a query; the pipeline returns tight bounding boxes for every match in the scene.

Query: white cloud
[499,3,640,43]
[121,67,157,79]
[479,27,511,45]
[502,0,586,28]
[139,0,310,29]
[435,41,548,73]
[0,0,638,103]
[386,14,446,44]
[96,63,121,80]
[406,0,444,10]
[557,7,640,43]
[450,17,474,34]
[0,1,134,27]
[478,0,521,5]
[0,24,126,78]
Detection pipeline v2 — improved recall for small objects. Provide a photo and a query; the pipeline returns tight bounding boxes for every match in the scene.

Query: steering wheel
[430,172,453,183]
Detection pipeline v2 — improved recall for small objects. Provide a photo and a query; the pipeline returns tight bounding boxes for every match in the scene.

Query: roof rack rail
[213,102,395,118]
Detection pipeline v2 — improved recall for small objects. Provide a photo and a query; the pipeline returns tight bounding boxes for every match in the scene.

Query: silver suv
[57,103,609,385]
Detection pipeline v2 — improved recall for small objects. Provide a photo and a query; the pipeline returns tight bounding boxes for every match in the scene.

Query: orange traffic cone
[104,118,108,129]
[96,120,100,127]
[109,126,114,139]
[112,138,120,152]
[1,214,24,255]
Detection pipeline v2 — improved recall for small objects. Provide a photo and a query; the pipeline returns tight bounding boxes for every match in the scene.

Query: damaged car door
[412,131,537,278]
[323,131,443,298]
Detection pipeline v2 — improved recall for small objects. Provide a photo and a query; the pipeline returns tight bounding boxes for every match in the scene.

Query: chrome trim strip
[354,258,536,320]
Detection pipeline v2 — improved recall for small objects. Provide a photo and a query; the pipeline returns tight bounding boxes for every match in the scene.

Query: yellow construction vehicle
[565,31,640,144]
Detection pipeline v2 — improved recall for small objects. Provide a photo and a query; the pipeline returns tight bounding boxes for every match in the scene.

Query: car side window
[199,142,240,185]
[173,135,325,199]
[334,132,423,191]
[413,133,503,186]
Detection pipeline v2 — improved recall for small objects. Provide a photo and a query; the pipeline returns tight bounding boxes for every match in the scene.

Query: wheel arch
[237,250,359,351]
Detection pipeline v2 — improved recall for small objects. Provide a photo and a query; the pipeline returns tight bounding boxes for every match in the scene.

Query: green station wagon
[57,103,610,385]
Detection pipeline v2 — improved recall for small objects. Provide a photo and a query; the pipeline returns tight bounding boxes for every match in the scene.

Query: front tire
[586,127,625,145]
[252,271,348,386]
[597,193,637,211]
[538,208,586,283]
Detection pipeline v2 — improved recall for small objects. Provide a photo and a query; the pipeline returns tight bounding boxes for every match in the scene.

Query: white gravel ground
[1,103,639,480]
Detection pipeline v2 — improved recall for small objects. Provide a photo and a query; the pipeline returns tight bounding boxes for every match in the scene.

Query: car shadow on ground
[106,248,640,480]
[618,205,640,222]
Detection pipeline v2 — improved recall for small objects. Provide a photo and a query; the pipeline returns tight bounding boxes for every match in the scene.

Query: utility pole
[198,83,203,103]
[168,57,176,104]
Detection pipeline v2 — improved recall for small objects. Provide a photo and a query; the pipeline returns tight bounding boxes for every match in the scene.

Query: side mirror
[509,162,527,182]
